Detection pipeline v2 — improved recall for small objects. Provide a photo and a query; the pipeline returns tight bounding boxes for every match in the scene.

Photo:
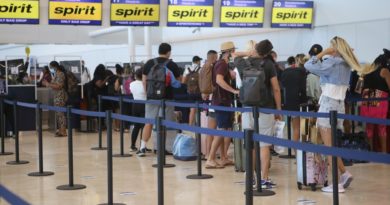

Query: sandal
[55,133,67,137]
[221,159,234,166]
[205,160,224,169]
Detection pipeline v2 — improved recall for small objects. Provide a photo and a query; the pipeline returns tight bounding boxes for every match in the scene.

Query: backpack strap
[245,59,252,67]
[194,65,201,73]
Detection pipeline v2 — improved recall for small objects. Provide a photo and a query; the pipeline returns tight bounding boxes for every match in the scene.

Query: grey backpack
[239,59,269,107]
[146,59,170,99]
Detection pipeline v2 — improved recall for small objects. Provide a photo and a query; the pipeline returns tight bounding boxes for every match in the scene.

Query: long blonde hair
[331,36,376,76]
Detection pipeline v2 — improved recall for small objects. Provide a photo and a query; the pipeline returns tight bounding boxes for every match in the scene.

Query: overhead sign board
[0,0,39,24]
[220,0,264,28]
[110,0,160,26]
[167,0,214,27]
[49,0,102,25]
[271,1,313,28]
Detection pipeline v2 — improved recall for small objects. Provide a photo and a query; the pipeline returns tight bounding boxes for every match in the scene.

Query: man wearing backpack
[138,43,182,157]
[233,39,282,189]
[205,42,240,169]
[198,50,218,159]
[183,56,203,125]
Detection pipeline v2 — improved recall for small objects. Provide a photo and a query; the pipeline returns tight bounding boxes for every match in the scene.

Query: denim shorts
[215,110,233,129]
[317,95,345,129]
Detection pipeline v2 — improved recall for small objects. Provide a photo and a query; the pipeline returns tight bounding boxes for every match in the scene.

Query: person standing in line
[200,50,218,160]
[183,56,203,125]
[234,39,282,189]
[205,42,239,169]
[281,56,307,144]
[129,68,146,152]
[306,44,323,104]
[182,56,202,83]
[360,49,390,153]
[43,61,68,137]
[305,36,358,193]
[138,43,182,157]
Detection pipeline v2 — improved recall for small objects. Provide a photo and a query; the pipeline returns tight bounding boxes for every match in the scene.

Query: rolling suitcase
[297,104,328,191]
[233,98,245,172]
[297,150,328,191]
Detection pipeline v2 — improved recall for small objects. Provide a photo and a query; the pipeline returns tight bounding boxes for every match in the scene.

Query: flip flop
[221,159,235,166]
[205,161,224,169]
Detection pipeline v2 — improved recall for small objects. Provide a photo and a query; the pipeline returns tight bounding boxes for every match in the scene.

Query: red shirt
[212,59,232,106]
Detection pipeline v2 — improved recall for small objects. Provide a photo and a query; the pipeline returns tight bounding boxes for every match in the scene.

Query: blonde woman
[304,36,360,193]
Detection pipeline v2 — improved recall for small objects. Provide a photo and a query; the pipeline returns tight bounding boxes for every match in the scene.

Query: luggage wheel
[309,183,317,191]
[297,182,303,190]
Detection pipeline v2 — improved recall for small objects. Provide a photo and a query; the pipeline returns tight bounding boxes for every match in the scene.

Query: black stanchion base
[112,153,132,158]
[186,174,213,180]
[245,189,276,196]
[28,171,55,177]
[56,184,86,190]
[0,152,13,156]
[6,160,29,165]
[152,163,176,168]
[91,147,107,151]
[279,155,296,159]
[98,203,126,205]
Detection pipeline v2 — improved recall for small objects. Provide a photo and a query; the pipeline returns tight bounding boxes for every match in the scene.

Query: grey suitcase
[233,98,245,172]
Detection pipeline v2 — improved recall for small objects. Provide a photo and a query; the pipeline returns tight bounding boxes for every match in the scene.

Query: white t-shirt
[129,80,146,100]
[320,83,348,101]
[183,63,201,76]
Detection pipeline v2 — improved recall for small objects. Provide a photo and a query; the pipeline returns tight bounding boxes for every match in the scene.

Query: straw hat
[220,41,236,52]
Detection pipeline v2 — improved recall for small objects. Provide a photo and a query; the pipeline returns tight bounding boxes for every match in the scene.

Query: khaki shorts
[242,112,275,147]
[145,104,175,122]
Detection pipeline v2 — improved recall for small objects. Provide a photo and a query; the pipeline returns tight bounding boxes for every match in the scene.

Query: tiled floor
[0,131,389,205]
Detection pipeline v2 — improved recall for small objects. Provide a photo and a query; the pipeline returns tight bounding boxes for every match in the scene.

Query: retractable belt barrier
[6,96,390,164]
[346,97,390,103]
[2,96,390,205]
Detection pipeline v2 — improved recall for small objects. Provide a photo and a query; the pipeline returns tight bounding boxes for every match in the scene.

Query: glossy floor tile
[0,131,389,205]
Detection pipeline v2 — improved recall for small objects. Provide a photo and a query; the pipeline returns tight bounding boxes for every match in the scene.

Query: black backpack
[239,59,269,107]
[106,75,119,96]
[146,59,170,99]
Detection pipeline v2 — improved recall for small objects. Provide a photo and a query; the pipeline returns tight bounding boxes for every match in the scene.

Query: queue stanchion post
[113,96,131,158]
[57,106,86,190]
[156,116,164,205]
[7,101,29,165]
[0,98,13,156]
[98,110,125,205]
[330,110,339,205]
[28,103,54,177]
[244,129,254,205]
[153,100,175,168]
[252,106,275,196]
[92,95,107,150]
[187,101,213,180]
[279,116,295,159]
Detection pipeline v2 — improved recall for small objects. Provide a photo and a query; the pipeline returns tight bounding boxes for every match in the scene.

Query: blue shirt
[304,56,351,86]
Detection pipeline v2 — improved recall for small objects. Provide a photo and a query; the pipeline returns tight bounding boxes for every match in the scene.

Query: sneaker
[136,148,146,157]
[130,146,138,152]
[243,171,257,189]
[145,147,152,152]
[340,171,353,188]
[321,184,345,193]
[270,148,279,156]
[261,179,277,189]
